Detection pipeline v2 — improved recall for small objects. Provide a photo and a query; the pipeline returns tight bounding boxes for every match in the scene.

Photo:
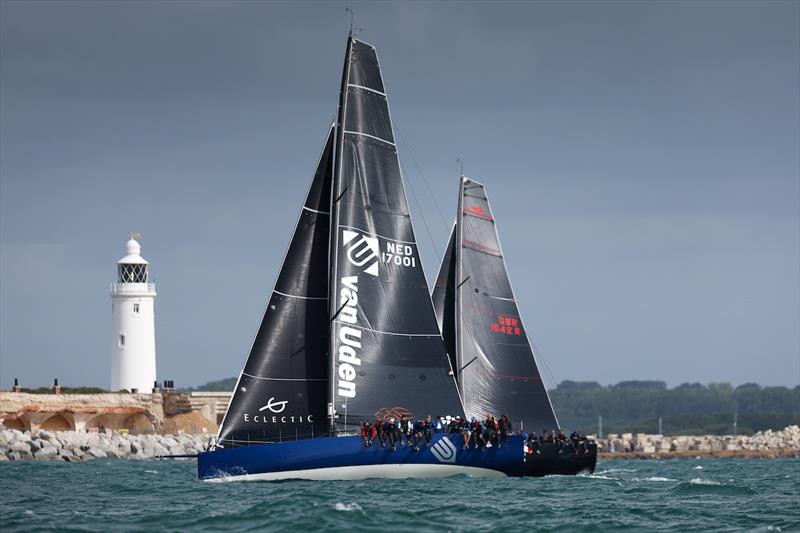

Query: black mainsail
[217,35,463,446]
[434,177,558,433]
[217,126,334,446]
[328,37,463,432]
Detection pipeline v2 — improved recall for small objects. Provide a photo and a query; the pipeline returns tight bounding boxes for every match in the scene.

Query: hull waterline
[198,434,596,482]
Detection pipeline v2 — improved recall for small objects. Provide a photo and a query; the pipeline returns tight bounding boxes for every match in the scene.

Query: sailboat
[197,34,595,481]
[432,176,597,476]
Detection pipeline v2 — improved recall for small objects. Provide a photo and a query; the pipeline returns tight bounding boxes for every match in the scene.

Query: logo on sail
[258,396,288,414]
[431,436,457,464]
[342,230,379,277]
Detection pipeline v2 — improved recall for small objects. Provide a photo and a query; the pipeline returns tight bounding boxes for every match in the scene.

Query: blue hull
[198,434,596,481]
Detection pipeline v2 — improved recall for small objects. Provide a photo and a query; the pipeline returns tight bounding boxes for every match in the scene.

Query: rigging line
[335,185,349,203]
[330,298,350,322]
[395,126,449,235]
[399,157,441,262]
[459,356,478,373]
[530,338,559,391]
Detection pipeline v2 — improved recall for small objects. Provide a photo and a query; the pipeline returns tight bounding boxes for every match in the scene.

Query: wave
[672,478,756,496]
[632,476,677,482]
[690,477,720,485]
[583,474,619,480]
[334,502,363,513]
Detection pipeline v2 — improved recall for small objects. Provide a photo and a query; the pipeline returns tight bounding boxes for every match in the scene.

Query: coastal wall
[0,392,165,433]
[0,428,210,461]
[0,390,218,434]
[595,425,800,458]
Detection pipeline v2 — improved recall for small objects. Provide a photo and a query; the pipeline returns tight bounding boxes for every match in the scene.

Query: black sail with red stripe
[437,176,558,433]
[328,36,462,432]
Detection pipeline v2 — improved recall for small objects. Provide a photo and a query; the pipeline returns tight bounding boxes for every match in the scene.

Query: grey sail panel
[329,38,462,431]
[432,224,458,376]
[456,177,558,432]
[217,126,334,447]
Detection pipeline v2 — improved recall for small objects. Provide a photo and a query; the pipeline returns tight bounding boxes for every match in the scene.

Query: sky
[1,1,798,390]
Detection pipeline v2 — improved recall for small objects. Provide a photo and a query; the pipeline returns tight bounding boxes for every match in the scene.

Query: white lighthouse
[110,235,157,393]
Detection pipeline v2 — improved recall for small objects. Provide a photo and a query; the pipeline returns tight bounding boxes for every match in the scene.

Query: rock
[28,440,41,453]
[87,448,107,459]
[34,446,59,461]
[0,453,8,461]
[10,440,32,453]
[130,442,139,454]
[15,448,33,460]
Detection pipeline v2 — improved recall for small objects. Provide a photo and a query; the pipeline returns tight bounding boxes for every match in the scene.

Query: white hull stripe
[242,372,327,382]
[273,290,327,301]
[204,463,506,482]
[332,321,439,338]
[348,83,386,97]
[344,130,396,146]
[339,224,416,245]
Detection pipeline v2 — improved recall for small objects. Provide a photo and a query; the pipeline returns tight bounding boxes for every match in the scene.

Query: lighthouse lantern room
[110,234,157,393]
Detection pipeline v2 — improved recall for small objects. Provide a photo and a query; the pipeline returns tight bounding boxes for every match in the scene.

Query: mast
[328,33,354,436]
[454,177,466,398]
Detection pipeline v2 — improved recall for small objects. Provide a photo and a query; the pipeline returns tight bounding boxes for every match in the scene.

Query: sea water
[1,457,797,531]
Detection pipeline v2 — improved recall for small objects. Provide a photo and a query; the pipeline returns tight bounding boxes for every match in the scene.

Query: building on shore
[110,235,157,393]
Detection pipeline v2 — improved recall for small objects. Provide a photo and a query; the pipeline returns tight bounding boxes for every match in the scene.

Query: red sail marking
[374,406,414,422]
[490,315,522,336]
[462,239,501,256]
[463,205,494,221]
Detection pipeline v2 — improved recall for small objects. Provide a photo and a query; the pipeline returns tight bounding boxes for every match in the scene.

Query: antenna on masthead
[457,158,464,177]
[345,7,362,37]
[346,7,354,35]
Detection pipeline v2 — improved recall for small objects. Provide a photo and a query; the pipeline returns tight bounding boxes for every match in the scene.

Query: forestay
[217,126,334,446]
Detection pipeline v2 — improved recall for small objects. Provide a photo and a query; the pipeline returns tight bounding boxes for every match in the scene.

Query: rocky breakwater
[598,425,800,458]
[0,429,212,462]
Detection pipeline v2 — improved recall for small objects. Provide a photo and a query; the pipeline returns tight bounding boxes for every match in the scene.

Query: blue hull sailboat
[198,33,596,482]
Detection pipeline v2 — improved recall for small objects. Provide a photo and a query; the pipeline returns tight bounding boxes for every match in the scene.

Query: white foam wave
[334,502,364,513]
[693,466,703,470]
[689,478,721,486]
[585,474,619,480]
[634,476,677,482]
[145,470,158,474]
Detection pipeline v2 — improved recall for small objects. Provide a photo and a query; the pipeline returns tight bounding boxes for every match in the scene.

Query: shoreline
[1,428,210,462]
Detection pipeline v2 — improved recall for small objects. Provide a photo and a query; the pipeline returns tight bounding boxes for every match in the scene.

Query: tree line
[550,381,800,435]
